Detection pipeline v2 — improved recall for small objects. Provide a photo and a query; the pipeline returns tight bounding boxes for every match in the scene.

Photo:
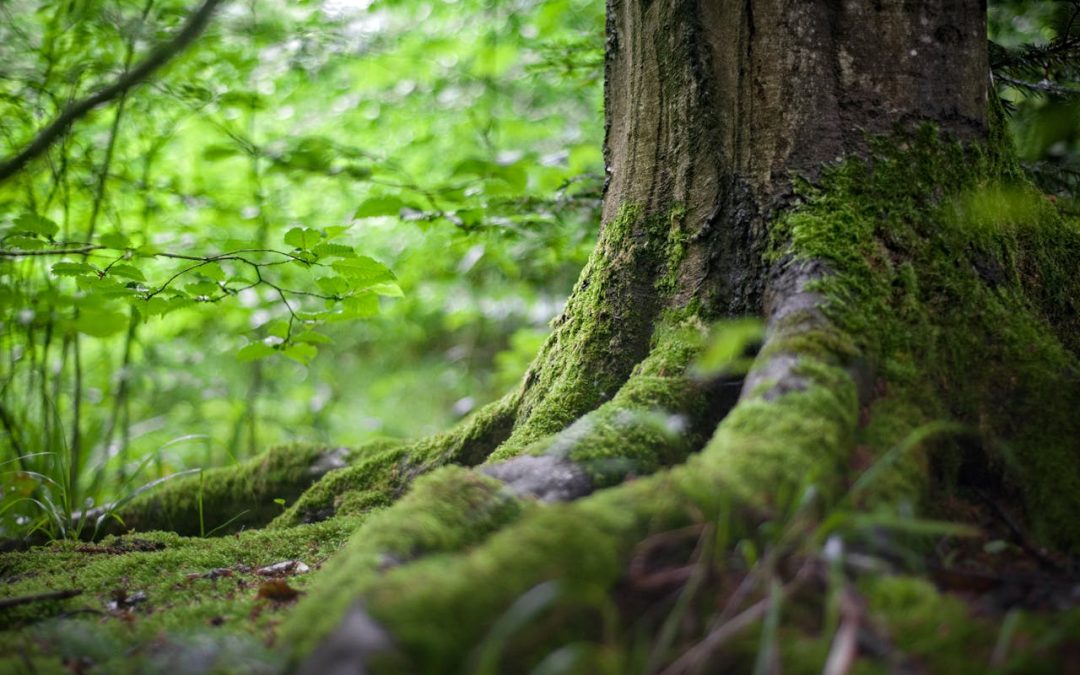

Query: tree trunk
[4,2,1079,674]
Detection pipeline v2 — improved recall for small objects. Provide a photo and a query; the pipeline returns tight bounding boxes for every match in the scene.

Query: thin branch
[0,247,97,257]
[0,0,228,184]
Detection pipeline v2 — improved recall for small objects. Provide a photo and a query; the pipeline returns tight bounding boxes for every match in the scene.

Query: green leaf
[294,331,333,345]
[284,227,322,250]
[198,262,226,282]
[341,293,378,318]
[323,226,352,240]
[99,232,131,249]
[51,262,97,277]
[202,144,241,161]
[331,256,394,288]
[77,276,139,298]
[74,308,127,337]
[354,196,404,218]
[265,320,290,339]
[283,342,318,365]
[237,341,276,361]
[369,281,404,297]
[312,242,356,259]
[693,318,766,376]
[316,276,350,296]
[136,243,162,256]
[282,136,334,172]
[140,296,194,318]
[14,213,58,238]
[452,157,496,178]
[185,281,219,297]
[5,235,47,250]
[108,264,145,282]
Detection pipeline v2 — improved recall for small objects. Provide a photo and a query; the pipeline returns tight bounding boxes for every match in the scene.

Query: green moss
[692,357,858,510]
[498,202,690,457]
[771,128,1080,549]
[859,575,1080,675]
[486,320,712,485]
[281,466,527,660]
[0,517,361,673]
[105,443,344,537]
[656,204,689,294]
[271,394,518,527]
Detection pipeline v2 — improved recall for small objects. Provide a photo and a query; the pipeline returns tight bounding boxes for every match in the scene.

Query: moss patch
[772,127,1080,549]
[499,203,688,456]
[103,443,346,538]
[281,466,527,660]
[0,517,361,673]
[486,320,715,486]
[271,394,517,527]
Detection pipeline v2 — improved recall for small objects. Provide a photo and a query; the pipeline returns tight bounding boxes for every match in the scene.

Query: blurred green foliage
[0,0,603,537]
[990,0,1080,203]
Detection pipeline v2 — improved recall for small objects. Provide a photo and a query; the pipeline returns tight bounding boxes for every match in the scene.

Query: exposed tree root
[287,260,862,673]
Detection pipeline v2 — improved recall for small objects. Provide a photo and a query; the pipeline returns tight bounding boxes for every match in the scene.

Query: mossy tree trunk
[6,2,1079,674]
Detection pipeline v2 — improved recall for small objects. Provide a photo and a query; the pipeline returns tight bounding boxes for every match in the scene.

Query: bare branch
[0,0,228,184]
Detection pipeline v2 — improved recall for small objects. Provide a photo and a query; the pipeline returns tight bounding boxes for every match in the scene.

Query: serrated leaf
[14,213,58,238]
[316,275,350,296]
[74,308,127,337]
[283,342,318,365]
[331,256,394,287]
[237,342,276,361]
[369,281,404,297]
[342,293,378,318]
[354,196,404,218]
[52,262,97,277]
[185,280,219,297]
[140,296,194,318]
[99,232,131,249]
[312,242,356,259]
[77,276,139,298]
[284,227,322,250]
[108,264,145,281]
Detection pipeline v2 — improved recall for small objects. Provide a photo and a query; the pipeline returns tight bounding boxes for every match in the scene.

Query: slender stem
[68,330,82,512]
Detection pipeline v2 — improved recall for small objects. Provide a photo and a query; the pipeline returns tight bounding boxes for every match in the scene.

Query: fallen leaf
[257,579,300,602]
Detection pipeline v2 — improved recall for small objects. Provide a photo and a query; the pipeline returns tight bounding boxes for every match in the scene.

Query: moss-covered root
[91,443,370,538]
[281,466,527,662]
[497,204,687,454]
[290,328,860,673]
[270,394,518,528]
[484,319,732,492]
